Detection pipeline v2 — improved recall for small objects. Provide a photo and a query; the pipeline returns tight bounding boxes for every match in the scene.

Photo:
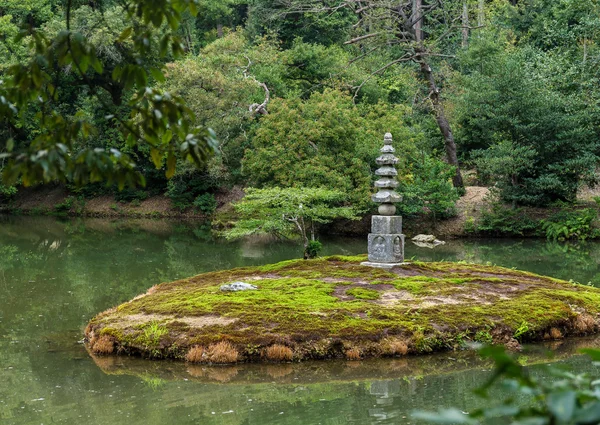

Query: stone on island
[363,133,406,268]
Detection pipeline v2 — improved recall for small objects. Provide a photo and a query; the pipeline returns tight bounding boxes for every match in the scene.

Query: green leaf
[574,402,600,424]
[166,152,176,179]
[547,391,576,423]
[150,148,163,168]
[118,27,133,42]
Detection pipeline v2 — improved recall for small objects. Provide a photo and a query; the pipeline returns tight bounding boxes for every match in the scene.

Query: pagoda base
[360,261,409,269]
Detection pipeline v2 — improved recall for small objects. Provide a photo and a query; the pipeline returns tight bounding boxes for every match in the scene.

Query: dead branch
[243,56,270,116]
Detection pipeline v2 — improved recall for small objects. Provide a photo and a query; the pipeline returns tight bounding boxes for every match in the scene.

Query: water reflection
[2,216,600,424]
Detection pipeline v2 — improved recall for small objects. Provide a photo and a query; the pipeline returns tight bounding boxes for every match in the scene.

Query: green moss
[86,256,600,360]
[346,288,380,300]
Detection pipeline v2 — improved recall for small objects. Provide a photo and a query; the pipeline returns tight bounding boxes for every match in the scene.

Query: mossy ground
[85,255,600,362]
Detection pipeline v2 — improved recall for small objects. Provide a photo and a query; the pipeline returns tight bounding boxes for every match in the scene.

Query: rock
[412,234,437,243]
[411,234,446,249]
[220,282,258,292]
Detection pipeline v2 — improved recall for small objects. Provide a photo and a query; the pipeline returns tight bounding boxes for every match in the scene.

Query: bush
[166,170,218,211]
[305,240,323,259]
[541,208,600,241]
[475,203,540,236]
[397,154,459,220]
[114,189,149,203]
[193,193,217,215]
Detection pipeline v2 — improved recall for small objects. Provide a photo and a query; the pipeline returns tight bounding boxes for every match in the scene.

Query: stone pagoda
[361,133,406,268]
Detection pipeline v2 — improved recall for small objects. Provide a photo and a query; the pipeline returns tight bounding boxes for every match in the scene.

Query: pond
[1,215,600,424]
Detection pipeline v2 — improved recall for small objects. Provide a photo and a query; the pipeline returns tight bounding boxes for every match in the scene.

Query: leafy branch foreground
[415,346,600,425]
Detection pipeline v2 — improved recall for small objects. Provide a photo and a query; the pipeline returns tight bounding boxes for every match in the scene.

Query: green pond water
[2,215,600,425]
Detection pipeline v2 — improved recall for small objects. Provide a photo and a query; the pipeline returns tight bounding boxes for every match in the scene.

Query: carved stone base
[367,233,405,263]
[360,261,409,269]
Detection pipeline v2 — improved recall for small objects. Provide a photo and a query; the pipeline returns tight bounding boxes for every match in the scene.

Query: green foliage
[513,321,530,341]
[243,89,418,211]
[166,168,217,211]
[475,204,540,237]
[305,240,323,259]
[225,187,358,257]
[114,190,149,204]
[542,208,600,241]
[397,154,459,219]
[0,0,217,190]
[193,193,217,215]
[414,345,600,425]
[455,32,600,206]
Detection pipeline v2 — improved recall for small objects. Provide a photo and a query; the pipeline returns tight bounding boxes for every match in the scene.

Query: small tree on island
[224,187,359,259]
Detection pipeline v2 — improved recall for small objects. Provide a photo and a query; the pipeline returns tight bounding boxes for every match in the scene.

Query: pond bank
[85,255,600,364]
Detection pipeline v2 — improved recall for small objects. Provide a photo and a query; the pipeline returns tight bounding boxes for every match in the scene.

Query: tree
[224,187,359,258]
[242,89,419,212]
[454,34,600,206]
[278,0,470,191]
[0,0,217,190]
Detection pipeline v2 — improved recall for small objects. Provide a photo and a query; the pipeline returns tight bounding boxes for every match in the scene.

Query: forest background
[1,0,600,239]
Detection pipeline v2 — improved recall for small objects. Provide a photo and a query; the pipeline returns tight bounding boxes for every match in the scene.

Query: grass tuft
[345,347,361,360]
[264,344,294,362]
[185,346,206,363]
[207,341,239,364]
[92,335,115,355]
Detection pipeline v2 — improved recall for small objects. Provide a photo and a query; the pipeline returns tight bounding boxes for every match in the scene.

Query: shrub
[193,193,217,215]
[166,171,218,211]
[476,203,539,236]
[541,208,599,241]
[54,196,74,212]
[114,189,149,203]
[305,240,322,259]
[397,154,459,220]
[243,89,418,212]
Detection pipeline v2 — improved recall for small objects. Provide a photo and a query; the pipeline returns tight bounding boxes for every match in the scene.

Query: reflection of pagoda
[368,380,403,421]
[362,133,406,268]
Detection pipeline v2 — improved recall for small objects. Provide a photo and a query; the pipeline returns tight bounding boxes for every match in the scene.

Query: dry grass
[345,347,361,360]
[264,344,294,362]
[207,341,239,364]
[185,345,206,363]
[92,335,115,354]
[550,327,563,339]
[389,340,409,356]
[575,314,597,333]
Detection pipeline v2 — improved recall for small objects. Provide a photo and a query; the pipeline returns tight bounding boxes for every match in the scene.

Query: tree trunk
[217,23,224,38]
[462,2,469,48]
[417,54,465,190]
[412,0,422,42]
[478,0,485,27]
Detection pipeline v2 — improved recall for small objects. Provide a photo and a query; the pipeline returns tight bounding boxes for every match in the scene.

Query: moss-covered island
[85,255,600,363]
